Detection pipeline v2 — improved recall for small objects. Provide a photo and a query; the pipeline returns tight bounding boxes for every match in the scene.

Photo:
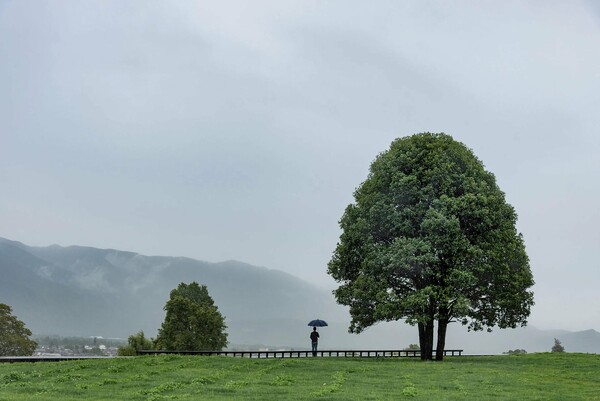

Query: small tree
[155,282,228,351]
[0,303,37,356]
[118,330,155,356]
[551,338,565,353]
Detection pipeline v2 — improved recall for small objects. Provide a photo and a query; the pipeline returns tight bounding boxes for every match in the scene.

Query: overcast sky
[1,1,599,332]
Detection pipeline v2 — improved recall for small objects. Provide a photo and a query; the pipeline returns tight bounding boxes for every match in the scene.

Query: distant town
[33,336,126,357]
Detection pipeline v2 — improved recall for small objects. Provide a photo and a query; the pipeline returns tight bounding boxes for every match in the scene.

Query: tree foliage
[328,133,534,360]
[0,303,37,356]
[155,282,228,351]
[504,349,527,355]
[551,338,565,353]
[118,330,155,356]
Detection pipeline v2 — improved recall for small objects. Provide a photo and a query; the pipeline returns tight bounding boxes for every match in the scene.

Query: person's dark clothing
[310,330,319,356]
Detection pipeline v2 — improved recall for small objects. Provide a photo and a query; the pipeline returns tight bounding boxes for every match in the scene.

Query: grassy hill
[1,353,599,400]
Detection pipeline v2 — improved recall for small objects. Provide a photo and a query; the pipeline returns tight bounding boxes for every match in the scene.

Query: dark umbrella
[308,319,328,327]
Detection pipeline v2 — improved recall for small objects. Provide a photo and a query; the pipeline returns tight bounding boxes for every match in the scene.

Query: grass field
[1,353,599,400]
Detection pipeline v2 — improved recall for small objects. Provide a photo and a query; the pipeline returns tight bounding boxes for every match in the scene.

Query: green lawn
[1,353,599,400]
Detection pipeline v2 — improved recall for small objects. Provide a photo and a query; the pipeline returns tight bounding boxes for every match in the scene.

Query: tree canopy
[0,303,37,356]
[551,338,565,353]
[328,133,534,360]
[155,282,228,351]
[117,330,155,356]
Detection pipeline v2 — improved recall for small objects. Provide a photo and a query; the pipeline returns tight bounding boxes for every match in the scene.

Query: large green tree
[328,133,534,360]
[155,282,228,351]
[0,303,37,356]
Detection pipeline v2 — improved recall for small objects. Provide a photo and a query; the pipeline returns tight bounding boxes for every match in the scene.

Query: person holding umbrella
[310,327,319,356]
[308,319,327,357]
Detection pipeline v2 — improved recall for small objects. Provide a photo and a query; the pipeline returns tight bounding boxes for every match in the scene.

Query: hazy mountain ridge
[1,237,598,353]
[0,237,340,344]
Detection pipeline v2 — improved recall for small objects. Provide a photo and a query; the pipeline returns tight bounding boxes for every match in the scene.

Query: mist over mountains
[1,237,598,354]
[0,236,343,346]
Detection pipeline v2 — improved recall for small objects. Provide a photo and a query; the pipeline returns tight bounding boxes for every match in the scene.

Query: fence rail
[137,349,463,358]
[0,349,464,363]
[0,356,111,363]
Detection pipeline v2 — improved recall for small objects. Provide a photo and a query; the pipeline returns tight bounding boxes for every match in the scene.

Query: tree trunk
[418,321,434,360]
[435,317,449,361]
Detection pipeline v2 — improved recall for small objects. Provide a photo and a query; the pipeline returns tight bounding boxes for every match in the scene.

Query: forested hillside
[0,237,341,345]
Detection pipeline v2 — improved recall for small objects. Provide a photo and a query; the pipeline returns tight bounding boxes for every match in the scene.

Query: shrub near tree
[0,303,37,356]
[328,133,535,360]
[118,331,155,356]
[155,282,228,351]
[504,349,527,355]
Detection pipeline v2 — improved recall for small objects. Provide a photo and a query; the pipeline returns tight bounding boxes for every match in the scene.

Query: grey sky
[1,1,599,332]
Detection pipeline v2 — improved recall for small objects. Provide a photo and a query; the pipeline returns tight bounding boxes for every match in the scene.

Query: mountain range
[1,236,598,354]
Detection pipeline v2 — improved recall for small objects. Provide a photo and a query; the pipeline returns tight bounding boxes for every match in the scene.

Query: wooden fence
[137,349,463,358]
[0,349,463,363]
